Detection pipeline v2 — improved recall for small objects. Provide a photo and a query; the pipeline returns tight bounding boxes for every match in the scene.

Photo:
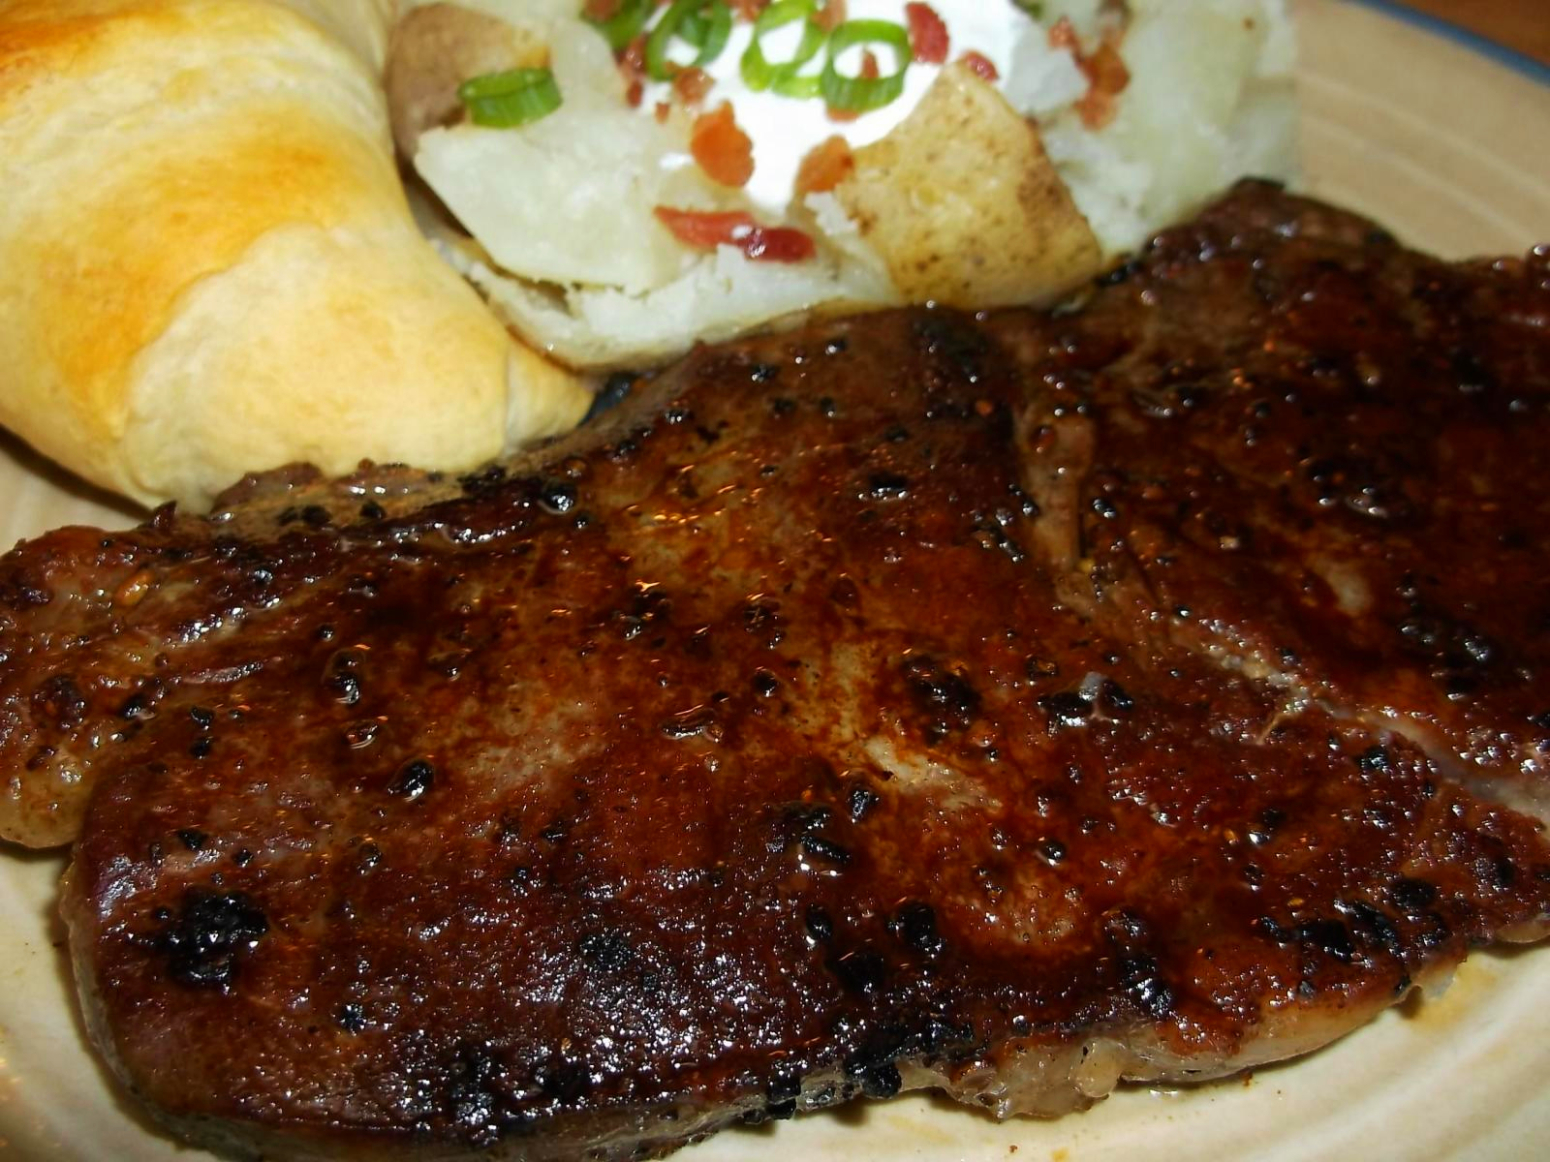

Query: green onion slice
[583,0,652,53]
[678,5,720,48]
[740,0,826,97]
[820,19,911,113]
[646,0,734,82]
[458,68,563,128]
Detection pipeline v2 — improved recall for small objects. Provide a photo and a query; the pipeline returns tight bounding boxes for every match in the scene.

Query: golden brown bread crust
[0,0,589,509]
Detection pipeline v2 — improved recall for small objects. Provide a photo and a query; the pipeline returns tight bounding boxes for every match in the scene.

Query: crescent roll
[0,0,590,509]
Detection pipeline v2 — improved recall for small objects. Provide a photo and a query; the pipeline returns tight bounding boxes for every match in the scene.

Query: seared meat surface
[997,190,1550,793]
[0,184,1546,1158]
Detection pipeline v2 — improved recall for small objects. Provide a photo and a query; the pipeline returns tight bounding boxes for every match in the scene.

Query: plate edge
[1344,0,1550,86]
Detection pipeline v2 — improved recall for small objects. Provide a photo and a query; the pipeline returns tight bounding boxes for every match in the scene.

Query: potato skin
[834,63,1104,309]
[384,2,550,159]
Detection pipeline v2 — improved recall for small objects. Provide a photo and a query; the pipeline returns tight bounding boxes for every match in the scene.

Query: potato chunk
[834,63,1103,309]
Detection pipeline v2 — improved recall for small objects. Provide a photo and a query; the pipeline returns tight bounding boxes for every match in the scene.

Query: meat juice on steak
[0,184,1544,1159]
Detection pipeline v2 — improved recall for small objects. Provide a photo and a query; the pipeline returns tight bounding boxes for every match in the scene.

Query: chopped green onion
[646,0,733,82]
[583,0,651,53]
[1014,0,1045,17]
[458,68,563,128]
[678,5,719,49]
[740,0,826,97]
[820,20,911,113]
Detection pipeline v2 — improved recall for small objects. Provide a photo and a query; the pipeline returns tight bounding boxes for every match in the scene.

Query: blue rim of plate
[1348,0,1550,86]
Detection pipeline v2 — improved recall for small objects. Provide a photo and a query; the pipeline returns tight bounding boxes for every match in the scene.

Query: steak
[0,183,1546,1159]
[992,188,1550,802]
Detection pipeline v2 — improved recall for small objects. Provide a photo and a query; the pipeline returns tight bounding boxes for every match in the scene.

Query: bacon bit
[826,49,878,123]
[690,102,755,188]
[742,227,816,262]
[729,0,770,19]
[813,0,846,33]
[654,207,817,263]
[1076,41,1130,129]
[905,3,949,65]
[673,65,714,106]
[1046,18,1133,129]
[957,50,999,83]
[620,34,647,107]
[584,0,624,18]
[655,207,755,248]
[622,32,647,68]
[1086,41,1130,92]
[795,136,855,196]
[655,100,671,122]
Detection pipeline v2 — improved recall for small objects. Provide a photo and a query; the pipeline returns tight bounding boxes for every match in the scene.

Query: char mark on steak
[0,183,1547,1159]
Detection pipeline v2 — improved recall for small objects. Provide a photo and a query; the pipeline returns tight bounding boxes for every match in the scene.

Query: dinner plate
[1,1,1548,1158]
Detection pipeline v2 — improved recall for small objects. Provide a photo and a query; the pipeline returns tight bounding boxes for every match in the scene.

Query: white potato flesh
[1002,28,1091,118]
[445,234,895,369]
[416,109,692,294]
[1042,0,1297,255]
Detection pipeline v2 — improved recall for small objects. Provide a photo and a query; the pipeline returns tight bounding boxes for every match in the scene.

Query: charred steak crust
[0,184,1544,1158]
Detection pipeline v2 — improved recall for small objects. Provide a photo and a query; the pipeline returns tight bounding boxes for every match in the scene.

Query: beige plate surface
[2,1,1549,1157]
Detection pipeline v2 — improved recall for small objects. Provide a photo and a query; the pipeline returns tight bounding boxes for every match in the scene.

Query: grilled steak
[0,184,1546,1158]
[993,187,1550,801]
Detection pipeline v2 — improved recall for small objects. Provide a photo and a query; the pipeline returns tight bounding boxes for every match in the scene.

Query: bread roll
[0,0,590,510]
